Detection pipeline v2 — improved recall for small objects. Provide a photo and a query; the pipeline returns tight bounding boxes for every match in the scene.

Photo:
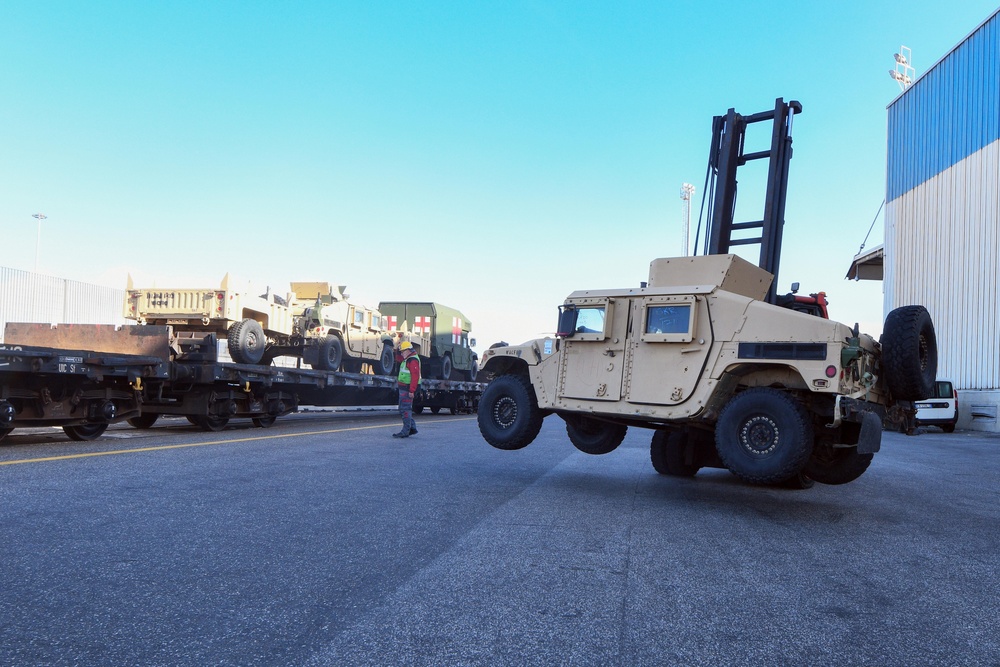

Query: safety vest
[398,355,421,386]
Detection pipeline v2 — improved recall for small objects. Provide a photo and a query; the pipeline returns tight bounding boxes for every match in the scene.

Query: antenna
[680,183,695,256]
[889,46,914,90]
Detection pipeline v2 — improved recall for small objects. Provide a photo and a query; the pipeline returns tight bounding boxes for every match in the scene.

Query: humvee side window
[645,305,690,335]
[353,310,365,327]
[640,299,695,343]
[575,307,605,334]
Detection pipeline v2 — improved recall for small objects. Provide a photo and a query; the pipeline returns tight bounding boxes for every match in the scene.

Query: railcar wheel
[63,423,109,441]
[128,413,159,429]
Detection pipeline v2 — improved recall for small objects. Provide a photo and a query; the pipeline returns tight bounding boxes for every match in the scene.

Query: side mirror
[469,337,477,348]
[790,282,800,294]
[556,305,578,338]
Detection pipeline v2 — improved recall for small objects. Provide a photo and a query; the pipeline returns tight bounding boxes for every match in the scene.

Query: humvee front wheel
[228,319,266,365]
[650,430,701,477]
[715,388,814,485]
[374,344,395,376]
[563,414,627,455]
[63,423,109,441]
[315,335,344,372]
[477,374,543,450]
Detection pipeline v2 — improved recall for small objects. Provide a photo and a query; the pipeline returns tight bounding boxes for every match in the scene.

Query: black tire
[430,406,442,415]
[477,374,544,450]
[941,423,956,433]
[650,430,701,476]
[374,344,395,376]
[252,415,277,428]
[228,319,266,365]
[563,414,627,455]
[715,388,814,485]
[193,415,229,432]
[440,355,453,380]
[63,423,109,441]
[881,305,937,401]
[804,445,874,485]
[314,336,344,372]
[467,360,480,381]
[127,413,159,429]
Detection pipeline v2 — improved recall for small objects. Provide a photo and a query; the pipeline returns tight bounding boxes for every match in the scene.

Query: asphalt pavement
[1,412,998,666]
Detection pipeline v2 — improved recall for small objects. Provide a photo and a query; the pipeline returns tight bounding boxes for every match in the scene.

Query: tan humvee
[124,276,395,373]
[477,254,936,487]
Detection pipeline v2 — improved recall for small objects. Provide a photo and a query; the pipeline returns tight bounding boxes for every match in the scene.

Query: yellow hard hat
[399,341,413,351]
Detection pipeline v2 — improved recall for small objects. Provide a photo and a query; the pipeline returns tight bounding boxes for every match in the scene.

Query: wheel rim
[493,395,517,428]
[739,415,780,455]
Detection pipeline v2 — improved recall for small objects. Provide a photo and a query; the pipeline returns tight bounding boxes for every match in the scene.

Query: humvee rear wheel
[881,305,937,401]
[563,414,627,455]
[440,355,453,380]
[193,415,229,432]
[477,374,543,450]
[375,344,395,376]
[715,388,814,485]
[804,445,873,485]
[127,413,159,429]
[314,336,344,371]
[63,423,109,441]
[228,319,266,365]
[650,430,701,476]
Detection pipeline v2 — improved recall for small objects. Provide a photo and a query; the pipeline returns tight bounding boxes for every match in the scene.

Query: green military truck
[377,302,478,380]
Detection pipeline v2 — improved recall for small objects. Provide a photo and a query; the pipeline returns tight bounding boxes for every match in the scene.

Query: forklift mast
[698,97,802,305]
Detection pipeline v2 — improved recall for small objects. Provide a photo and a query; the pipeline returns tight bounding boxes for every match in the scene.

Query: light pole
[32,213,47,272]
[680,183,695,256]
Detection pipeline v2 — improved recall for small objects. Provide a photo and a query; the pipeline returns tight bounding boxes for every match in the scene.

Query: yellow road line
[0,417,473,467]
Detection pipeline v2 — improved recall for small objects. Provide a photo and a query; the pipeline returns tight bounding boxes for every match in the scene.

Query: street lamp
[32,213,47,272]
[680,183,695,256]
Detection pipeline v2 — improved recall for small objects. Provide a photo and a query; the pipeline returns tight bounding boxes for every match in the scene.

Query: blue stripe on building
[887,10,1000,202]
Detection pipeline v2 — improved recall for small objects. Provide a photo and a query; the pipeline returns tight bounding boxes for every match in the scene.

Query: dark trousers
[398,387,415,433]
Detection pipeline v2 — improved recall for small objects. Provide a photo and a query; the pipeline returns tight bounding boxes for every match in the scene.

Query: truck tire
[715,388,814,485]
[375,344,395,376]
[314,335,344,371]
[477,374,544,450]
[563,414,627,455]
[440,354,453,380]
[881,305,936,401]
[63,423,109,441]
[228,319,266,365]
[804,445,873,485]
[650,429,701,476]
[467,360,480,381]
[128,413,159,429]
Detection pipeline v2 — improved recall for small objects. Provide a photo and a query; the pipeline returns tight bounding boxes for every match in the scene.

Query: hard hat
[399,341,413,351]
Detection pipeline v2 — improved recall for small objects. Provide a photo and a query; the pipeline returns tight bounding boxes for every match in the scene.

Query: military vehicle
[124,276,395,373]
[475,98,937,486]
[377,302,478,380]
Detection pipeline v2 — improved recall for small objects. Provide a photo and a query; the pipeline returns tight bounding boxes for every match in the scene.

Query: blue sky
[2,1,997,348]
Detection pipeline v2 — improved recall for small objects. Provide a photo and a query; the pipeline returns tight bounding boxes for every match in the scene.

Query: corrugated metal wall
[884,8,1000,404]
[0,266,127,343]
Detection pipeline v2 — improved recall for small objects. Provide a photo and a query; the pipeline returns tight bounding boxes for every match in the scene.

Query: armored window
[353,310,366,327]
[640,297,695,343]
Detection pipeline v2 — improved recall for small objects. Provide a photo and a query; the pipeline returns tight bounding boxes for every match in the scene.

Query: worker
[393,341,421,438]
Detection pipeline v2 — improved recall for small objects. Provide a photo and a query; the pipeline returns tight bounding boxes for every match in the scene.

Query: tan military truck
[476,254,936,486]
[124,276,396,373]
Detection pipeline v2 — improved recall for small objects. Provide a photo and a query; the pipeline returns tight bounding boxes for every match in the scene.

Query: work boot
[392,430,410,438]
[409,427,418,435]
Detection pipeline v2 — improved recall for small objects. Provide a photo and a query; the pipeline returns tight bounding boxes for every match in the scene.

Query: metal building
[0,266,127,344]
[883,8,1000,430]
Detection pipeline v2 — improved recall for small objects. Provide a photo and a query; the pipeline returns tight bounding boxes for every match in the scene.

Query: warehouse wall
[0,267,127,344]
[884,9,1000,430]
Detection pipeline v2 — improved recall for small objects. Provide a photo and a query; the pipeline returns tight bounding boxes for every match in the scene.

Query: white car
[916,380,958,433]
